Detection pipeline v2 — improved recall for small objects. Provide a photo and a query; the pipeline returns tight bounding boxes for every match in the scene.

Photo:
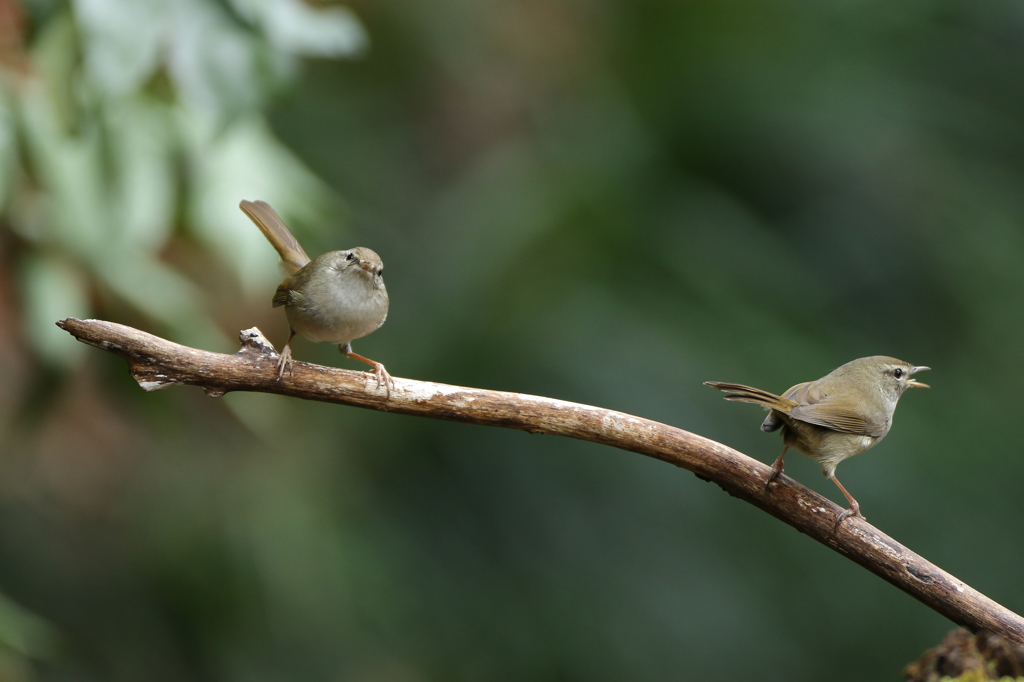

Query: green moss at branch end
[905,629,1024,682]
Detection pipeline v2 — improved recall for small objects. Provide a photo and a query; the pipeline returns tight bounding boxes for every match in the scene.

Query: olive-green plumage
[706,356,930,528]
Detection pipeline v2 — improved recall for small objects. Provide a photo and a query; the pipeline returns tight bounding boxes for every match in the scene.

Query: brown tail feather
[703,381,797,412]
[240,200,311,274]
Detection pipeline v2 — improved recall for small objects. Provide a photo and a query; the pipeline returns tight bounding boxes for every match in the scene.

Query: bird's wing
[785,379,866,433]
[787,379,891,436]
[788,401,870,434]
[783,380,826,405]
[272,282,293,308]
[272,267,311,308]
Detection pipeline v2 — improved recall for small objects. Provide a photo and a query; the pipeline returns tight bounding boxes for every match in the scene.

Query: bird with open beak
[706,356,930,529]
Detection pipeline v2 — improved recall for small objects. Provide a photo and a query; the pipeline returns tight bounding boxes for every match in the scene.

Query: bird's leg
[765,446,788,489]
[277,330,296,380]
[828,473,865,530]
[341,343,394,397]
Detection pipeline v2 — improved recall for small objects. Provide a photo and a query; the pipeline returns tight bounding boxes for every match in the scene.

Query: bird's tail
[240,200,311,274]
[703,381,798,413]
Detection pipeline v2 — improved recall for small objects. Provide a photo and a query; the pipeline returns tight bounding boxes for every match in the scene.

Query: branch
[57,317,1024,645]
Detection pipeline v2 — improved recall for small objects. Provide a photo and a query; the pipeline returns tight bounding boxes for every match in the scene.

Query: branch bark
[57,317,1024,645]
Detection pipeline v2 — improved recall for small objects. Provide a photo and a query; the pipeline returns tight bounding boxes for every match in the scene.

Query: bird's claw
[765,465,783,490]
[833,505,865,532]
[368,362,394,398]
[276,346,294,380]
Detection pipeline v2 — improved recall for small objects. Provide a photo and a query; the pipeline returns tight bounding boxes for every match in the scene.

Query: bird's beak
[358,260,373,273]
[907,365,930,389]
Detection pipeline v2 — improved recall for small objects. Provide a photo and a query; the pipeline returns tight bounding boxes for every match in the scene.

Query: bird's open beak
[907,365,930,388]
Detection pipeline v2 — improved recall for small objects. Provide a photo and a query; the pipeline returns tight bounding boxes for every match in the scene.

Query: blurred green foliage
[1,0,1024,680]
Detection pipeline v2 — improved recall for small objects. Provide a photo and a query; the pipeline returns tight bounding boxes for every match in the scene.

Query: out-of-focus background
[0,0,1022,679]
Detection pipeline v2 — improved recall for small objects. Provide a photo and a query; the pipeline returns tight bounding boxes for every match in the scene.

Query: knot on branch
[238,327,278,357]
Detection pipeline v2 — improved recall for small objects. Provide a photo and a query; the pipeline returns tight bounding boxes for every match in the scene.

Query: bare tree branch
[57,317,1024,645]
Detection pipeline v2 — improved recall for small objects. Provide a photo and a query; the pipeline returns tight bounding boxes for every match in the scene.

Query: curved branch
[57,317,1024,645]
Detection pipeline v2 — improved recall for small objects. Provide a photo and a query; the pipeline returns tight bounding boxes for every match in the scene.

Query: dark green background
[1,0,1022,680]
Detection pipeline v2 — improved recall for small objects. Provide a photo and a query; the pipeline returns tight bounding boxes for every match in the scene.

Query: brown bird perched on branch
[705,356,929,528]
[240,200,392,394]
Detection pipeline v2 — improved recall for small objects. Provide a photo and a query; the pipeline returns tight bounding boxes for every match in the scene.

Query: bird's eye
[346,252,356,261]
[893,368,903,379]
[378,267,384,275]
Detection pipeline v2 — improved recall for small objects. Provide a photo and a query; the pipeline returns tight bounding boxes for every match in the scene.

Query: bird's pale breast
[287,268,388,345]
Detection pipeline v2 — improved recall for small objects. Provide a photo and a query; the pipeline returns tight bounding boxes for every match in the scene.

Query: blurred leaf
[0,592,58,659]
[100,253,228,349]
[71,0,167,95]
[0,93,17,212]
[230,0,368,58]
[28,8,81,137]
[18,252,89,367]
[166,0,285,123]
[16,65,108,260]
[104,98,178,251]
[74,0,290,122]
[183,113,338,295]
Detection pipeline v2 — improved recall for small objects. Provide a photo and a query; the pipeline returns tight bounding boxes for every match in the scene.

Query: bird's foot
[343,347,393,398]
[833,504,865,532]
[765,448,788,491]
[367,362,394,398]
[276,346,293,380]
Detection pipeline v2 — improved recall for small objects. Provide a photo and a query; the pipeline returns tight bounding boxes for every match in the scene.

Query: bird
[705,356,929,528]
[240,200,393,394]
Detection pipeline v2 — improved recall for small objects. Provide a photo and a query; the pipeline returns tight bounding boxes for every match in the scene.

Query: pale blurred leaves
[0,0,364,674]
[5,0,365,365]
